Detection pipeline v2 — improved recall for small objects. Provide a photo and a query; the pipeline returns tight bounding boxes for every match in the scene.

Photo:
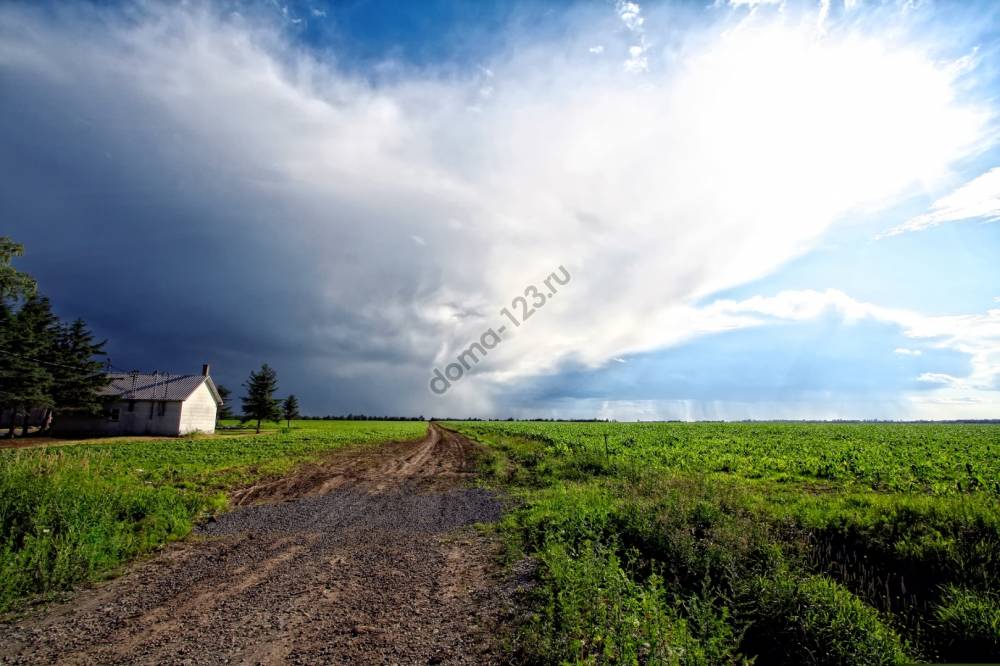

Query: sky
[2,0,999,420]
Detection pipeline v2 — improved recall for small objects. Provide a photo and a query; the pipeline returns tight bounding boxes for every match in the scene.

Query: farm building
[53,364,223,437]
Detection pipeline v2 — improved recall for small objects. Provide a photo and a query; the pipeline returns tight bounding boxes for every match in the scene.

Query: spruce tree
[216,385,234,421]
[0,300,16,434]
[241,364,281,434]
[3,296,57,436]
[0,238,43,435]
[0,239,107,436]
[282,394,300,428]
[50,319,107,424]
[0,237,36,304]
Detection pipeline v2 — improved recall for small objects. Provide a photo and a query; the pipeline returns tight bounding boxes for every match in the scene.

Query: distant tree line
[298,415,427,421]
[0,237,107,437]
[424,417,616,422]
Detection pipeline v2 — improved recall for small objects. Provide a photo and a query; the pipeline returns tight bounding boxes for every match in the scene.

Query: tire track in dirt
[0,425,509,665]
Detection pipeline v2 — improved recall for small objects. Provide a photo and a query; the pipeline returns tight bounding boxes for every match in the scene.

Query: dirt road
[0,425,509,665]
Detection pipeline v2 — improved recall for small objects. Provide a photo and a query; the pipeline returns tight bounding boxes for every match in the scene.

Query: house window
[158,401,167,417]
[108,408,120,422]
[149,402,155,419]
[127,400,135,412]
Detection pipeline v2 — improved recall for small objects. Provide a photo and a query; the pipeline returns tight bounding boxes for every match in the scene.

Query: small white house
[54,364,223,437]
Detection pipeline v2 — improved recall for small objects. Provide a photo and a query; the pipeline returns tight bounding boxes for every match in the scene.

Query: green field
[448,421,1000,664]
[0,420,426,614]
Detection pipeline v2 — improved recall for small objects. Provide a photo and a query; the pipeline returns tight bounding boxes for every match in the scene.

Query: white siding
[178,381,218,434]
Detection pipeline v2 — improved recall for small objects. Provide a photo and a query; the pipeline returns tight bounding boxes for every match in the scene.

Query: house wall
[53,399,183,436]
[52,413,124,436]
[178,382,218,434]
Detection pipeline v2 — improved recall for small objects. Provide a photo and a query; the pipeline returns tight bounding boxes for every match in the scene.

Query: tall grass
[0,451,202,609]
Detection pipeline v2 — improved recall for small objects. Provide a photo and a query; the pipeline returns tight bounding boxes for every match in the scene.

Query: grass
[0,419,426,614]
[447,421,1000,664]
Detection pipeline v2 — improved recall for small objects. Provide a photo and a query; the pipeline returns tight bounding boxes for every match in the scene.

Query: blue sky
[2,0,999,418]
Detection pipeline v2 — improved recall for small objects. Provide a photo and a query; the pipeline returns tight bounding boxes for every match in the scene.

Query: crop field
[0,420,426,614]
[448,421,1000,664]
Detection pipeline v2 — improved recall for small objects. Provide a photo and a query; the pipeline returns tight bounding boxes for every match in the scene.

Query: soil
[0,424,513,665]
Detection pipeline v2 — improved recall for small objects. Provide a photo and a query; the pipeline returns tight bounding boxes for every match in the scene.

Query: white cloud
[624,44,649,73]
[616,1,645,32]
[0,2,992,416]
[616,0,649,73]
[589,45,605,54]
[879,166,1000,237]
[917,372,962,385]
[894,347,922,356]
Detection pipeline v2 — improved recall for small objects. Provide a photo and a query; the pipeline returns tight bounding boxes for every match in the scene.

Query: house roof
[100,373,222,405]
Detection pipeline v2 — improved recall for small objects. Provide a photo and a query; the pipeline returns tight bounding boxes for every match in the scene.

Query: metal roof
[100,373,221,404]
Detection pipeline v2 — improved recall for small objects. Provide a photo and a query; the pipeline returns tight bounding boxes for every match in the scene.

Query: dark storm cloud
[0,3,464,414]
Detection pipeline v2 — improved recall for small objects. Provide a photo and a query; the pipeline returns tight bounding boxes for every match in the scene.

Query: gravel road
[0,425,509,665]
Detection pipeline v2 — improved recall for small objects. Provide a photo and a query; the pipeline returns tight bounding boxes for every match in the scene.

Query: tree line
[0,237,106,437]
[298,415,426,421]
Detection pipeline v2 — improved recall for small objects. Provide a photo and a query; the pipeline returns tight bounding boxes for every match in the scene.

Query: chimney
[202,363,210,377]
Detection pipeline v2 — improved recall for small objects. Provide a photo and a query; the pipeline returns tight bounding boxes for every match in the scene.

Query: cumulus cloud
[879,167,1000,238]
[894,347,922,356]
[616,0,649,72]
[616,1,645,32]
[917,372,962,385]
[0,1,992,416]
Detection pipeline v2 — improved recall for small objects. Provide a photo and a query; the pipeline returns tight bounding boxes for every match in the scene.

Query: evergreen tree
[49,319,107,423]
[0,238,43,436]
[240,364,280,434]
[0,300,16,433]
[0,239,107,437]
[2,296,57,436]
[0,237,36,305]
[282,394,300,428]
[216,384,234,421]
